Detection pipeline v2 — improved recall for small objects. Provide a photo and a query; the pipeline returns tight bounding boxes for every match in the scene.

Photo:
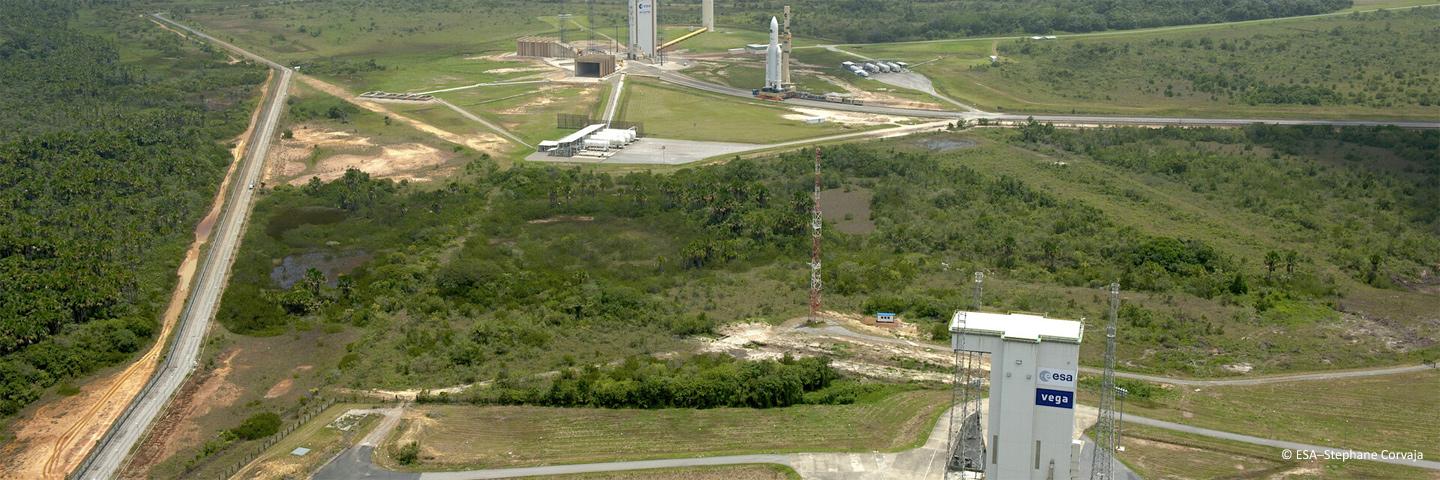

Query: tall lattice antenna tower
[948,272,986,474]
[808,147,823,321]
[1090,282,1122,480]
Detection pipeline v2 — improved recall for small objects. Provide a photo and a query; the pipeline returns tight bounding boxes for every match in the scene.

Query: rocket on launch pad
[764,17,783,92]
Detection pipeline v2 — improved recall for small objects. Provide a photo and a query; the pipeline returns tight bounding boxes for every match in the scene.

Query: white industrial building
[539,125,639,158]
[951,311,1085,480]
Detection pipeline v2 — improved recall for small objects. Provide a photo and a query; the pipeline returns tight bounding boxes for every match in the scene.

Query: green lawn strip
[1108,370,1439,459]
[386,389,949,471]
[619,78,864,144]
[1118,424,1436,479]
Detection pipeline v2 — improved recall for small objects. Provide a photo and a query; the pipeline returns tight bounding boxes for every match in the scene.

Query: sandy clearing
[700,316,961,384]
[0,69,273,480]
[785,106,911,126]
[287,142,452,185]
[297,75,509,154]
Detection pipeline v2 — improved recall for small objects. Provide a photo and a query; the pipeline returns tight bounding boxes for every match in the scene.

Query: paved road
[417,79,548,96]
[603,73,626,125]
[1081,364,1437,387]
[70,15,293,480]
[1122,413,1440,471]
[633,65,1440,129]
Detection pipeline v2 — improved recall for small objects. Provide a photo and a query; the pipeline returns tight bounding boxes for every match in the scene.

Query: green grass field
[1108,370,1439,460]
[438,83,605,146]
[382,389,948,470]
[617,78,865,144]
[852,6,1440,119]
[1118,425,1439,479]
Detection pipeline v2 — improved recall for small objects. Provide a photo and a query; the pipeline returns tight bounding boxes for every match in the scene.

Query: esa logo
[1037,368,1077,388]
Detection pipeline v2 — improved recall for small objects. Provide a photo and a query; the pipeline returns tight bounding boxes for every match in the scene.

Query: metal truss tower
[809,147,823,321]
[1090,283,1122,480]
[947,272,985,474]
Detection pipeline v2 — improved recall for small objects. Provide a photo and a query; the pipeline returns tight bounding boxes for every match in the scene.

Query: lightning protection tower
[808,147,823,322]
[947,272,986,474]
[1090,283,1122,480]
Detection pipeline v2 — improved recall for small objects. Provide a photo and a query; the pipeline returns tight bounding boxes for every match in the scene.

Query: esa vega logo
[1037,368,1077,388]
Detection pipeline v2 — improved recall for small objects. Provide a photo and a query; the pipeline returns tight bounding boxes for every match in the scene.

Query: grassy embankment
[379,389,948,471]
[844,6,1440,119]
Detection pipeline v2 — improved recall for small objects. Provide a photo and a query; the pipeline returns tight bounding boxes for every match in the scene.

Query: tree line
[0,1,265,416]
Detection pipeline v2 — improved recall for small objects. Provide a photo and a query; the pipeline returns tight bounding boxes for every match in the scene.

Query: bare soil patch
[817,187,875,234]
[700,315,958,384]
[123,349,244,478]
[268,125,459,186]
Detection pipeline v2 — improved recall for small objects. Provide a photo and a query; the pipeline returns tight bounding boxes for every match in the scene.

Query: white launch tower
[763,17,783,91]
[628,0,657,59]
[951,311,1084,480]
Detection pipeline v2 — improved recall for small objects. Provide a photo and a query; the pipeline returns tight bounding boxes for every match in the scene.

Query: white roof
[949,311,1083,344]
[554,124,607,144]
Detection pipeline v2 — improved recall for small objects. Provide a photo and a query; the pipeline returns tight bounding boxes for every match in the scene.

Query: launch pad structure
[628,0,718,60]
[949,298,1086,479]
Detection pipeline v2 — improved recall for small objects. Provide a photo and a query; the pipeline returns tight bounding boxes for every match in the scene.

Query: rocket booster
[765,17,783,91]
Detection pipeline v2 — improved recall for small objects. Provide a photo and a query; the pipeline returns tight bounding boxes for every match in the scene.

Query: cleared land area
[617,78,868,143]
[846,6,1440,119]
[439,83,605,146]
[381,390,948,470]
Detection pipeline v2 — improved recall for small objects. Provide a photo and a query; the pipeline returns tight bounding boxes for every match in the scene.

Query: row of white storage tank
[841,60,906,76]
[584,128,638,150]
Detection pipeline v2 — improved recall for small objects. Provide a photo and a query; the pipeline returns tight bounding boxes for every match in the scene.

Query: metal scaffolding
[947,272,986,474]
[1090,283,1122,480]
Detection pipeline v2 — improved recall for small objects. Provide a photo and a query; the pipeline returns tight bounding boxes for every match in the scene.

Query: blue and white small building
[876,312,897,323]
[951,311,1084,480]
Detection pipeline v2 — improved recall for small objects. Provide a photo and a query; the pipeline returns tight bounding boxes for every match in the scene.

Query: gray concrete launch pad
[527,138,760,165]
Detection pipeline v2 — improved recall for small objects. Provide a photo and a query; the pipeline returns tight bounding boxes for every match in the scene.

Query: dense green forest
[451,354,882,409]
[0,1,265,416]
[220,124,1438,387]
[701,0,1353,43]
[987,7,1440,109]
